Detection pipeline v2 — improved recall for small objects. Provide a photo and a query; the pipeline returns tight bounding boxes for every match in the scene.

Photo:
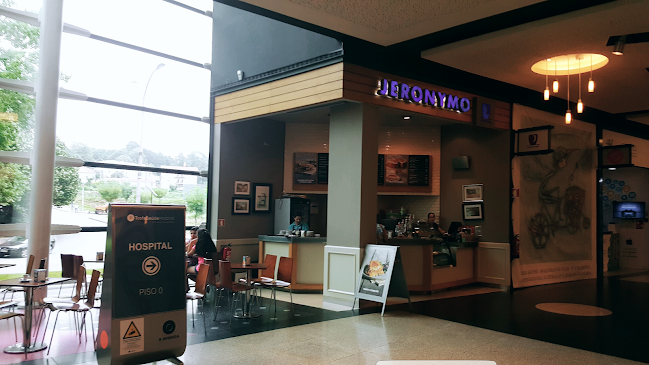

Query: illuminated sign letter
[424,89,436,106]
[411,86,423,103]
[437,92,447,108]
[389,81,399,98]
[459,97,471,113]
[399,83,410,100]
[447,95,459,110]
[377,79,389,95]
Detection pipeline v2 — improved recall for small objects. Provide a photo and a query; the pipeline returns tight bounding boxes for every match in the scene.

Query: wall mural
[519,122,594,265]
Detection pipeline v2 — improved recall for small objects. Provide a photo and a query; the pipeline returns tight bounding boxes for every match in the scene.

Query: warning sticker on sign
[120,318,144,355]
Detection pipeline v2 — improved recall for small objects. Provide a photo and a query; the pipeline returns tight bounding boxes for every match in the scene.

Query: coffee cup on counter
[22,274,30,282]
[301,230,307,237]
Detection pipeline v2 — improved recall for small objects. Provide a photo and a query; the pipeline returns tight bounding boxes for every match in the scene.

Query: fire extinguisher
[222,243,232,261]
[512,234,520,258]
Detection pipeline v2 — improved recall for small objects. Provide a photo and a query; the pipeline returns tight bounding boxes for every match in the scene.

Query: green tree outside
[186,186,206,225]
[97,182,121,203]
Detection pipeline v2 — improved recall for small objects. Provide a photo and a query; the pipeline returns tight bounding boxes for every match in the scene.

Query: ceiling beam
[389,0,615,53]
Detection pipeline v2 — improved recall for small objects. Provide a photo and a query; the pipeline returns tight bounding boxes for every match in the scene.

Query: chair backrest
[61,254,75,278]
[85,270,101,305]
[73,255,84,278]
[26,255,35,275]
[218,260,233,290]
[205,252,221,275]
[195,264,210,295]
[261,254,277,279]
[277,256,293,283]
[72,265,86,302]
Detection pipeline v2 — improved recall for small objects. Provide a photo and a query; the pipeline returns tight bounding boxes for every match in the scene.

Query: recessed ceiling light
[403,116,411,120]
[608,168,617,171]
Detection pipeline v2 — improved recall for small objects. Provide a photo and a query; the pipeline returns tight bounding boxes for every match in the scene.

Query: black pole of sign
[97,204,187,365]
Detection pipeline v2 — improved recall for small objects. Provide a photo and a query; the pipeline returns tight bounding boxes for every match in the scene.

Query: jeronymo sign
[376,79,472,113]
[97,204,186,365]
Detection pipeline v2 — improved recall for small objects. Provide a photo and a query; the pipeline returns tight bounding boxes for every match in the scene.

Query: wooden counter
[382,238,478,292]
[258,235,326,292]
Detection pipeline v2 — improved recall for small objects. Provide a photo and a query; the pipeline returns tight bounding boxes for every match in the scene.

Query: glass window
[56,100,209,164]
[59,34,210,117]
[50,167,207,228]
[62,0,212,64]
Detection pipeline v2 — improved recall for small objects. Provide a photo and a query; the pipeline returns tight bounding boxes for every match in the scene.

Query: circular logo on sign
[142,256,161,276]
[163,320,176,334]
[606,149,624,165]
[127,214,135,222]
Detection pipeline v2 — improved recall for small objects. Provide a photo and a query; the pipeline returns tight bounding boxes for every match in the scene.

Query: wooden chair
[238,254,276,307]
[2,255,35,301]
[262,256,295,319]
[186,263,210,335]
[0,312,25,358]
[215,260,254,325]
[36,265,86,342]
[44,270,100,355]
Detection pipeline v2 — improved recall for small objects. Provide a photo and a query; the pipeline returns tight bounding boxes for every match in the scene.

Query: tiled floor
[3,274,649,365]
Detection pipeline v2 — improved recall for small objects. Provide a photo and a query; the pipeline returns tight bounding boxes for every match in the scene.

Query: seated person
[288,214,309,231]
[186,228,217,276]
[185,226,198,255]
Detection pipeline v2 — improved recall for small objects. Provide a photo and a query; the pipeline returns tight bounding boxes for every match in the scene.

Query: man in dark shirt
[427,212,446,235]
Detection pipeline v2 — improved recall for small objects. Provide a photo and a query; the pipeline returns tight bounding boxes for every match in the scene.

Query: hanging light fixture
[577,56,583,113]
[552,58,559,93]
[566,55,571,124]
[544,59,550,100]
[588,54,595,93]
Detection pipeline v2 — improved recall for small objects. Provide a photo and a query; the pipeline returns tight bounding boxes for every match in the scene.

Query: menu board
[294,152,318,185]
[384,154,408,186]
[377,154,385,185]
[408,155,430,186]
[293,153,429,187]
[317,153,329,184]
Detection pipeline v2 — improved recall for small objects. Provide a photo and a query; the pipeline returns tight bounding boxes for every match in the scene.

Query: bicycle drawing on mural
[527,146,591,249]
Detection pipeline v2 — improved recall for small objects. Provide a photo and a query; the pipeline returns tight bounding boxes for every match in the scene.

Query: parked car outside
[0,236,56,258]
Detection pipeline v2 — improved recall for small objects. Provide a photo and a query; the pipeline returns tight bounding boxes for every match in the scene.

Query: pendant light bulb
[588,78,595,93]
[552,58,559,93]
[577,99,583,113]
[565,110,572,124]
[544,87,550,101]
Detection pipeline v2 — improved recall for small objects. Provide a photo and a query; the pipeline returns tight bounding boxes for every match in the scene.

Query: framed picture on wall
[462,184,483,202]
[234,181,251,195]
[462,202,484,220]
[232,197,250,215]
[253,183,272,213]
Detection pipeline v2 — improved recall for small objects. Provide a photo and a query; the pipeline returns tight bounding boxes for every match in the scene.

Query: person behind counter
[427,213,446,235]
[288,214,309,231]
[186,228,217,275]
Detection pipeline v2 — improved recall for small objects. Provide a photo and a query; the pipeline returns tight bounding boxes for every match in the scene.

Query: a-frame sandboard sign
[353,244,411,316]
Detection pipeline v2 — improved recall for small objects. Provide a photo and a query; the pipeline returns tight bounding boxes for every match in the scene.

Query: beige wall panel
[214,63,344,103]
[215,71,344,110]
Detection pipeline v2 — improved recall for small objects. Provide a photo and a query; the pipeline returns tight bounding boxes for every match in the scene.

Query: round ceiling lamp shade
[531,54,608,75]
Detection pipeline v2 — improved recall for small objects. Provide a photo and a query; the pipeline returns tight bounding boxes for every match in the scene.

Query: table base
[4,342,47,354]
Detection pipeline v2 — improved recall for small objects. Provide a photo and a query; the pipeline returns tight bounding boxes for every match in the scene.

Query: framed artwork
[252,183,272,213]
[232,197,250,215]
[234,181,250,195]
[462,184,483,202]
[462,202,484,220]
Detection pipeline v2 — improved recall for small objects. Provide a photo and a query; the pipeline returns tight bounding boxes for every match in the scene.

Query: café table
[230,262,269,319]
[0,263,16,269]
[0,277,69,354]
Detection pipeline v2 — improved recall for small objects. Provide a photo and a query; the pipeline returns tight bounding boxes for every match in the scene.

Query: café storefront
[209,60,513,306]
